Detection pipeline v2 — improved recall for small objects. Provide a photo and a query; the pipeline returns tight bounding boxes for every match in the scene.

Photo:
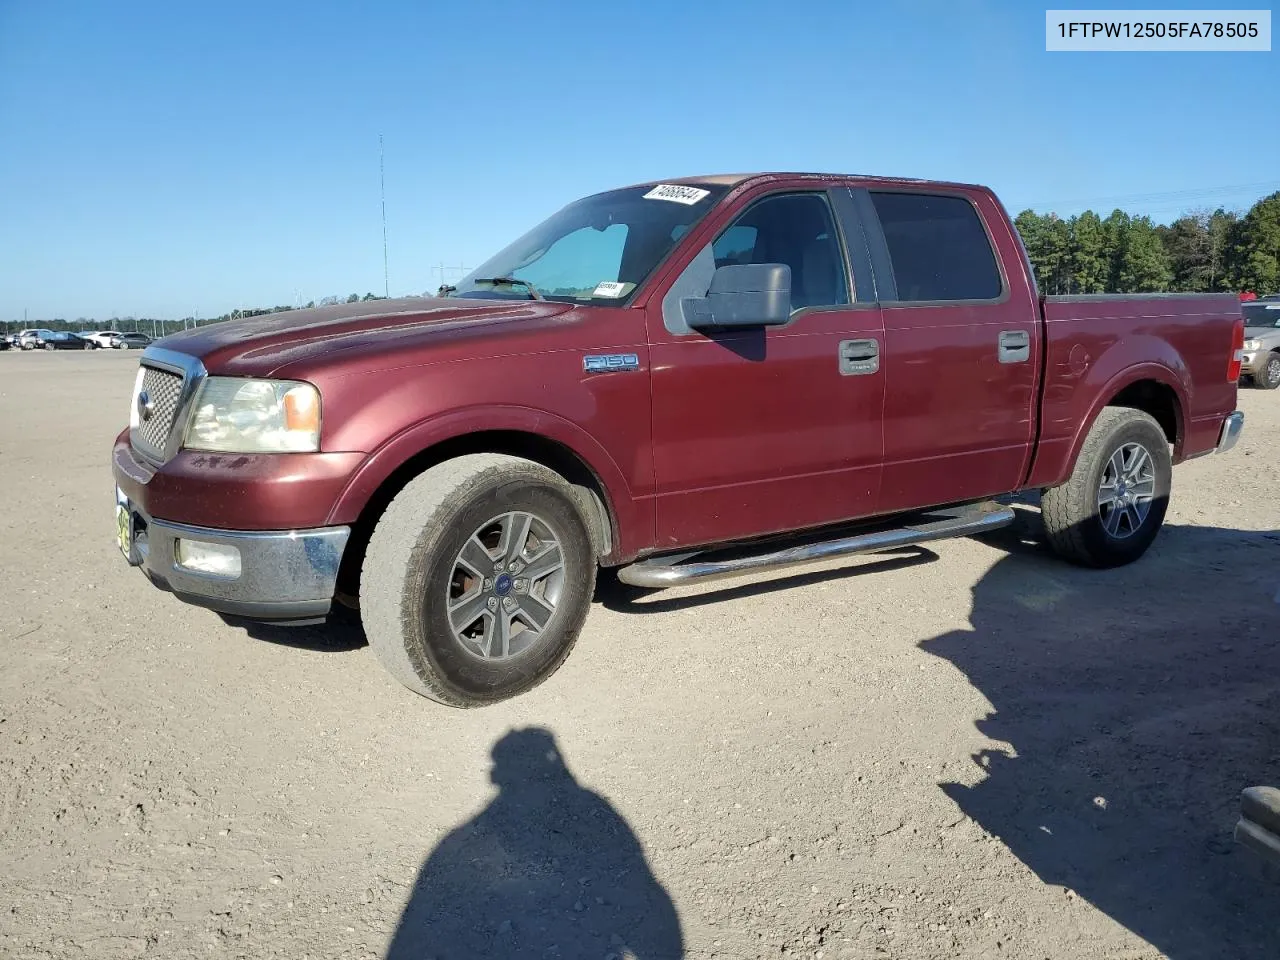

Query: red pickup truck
[111,172,1246,706]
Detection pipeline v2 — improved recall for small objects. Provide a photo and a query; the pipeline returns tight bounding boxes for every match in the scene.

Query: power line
[379,134,390,299]
[1017,179,1280,211]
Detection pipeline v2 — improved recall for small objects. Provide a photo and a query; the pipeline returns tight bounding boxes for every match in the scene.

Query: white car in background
[77,331,119,349]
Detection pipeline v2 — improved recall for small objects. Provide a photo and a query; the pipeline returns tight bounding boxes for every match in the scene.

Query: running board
[616,503,1016,589]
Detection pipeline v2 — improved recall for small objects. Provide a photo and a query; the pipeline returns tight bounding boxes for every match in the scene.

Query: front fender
[324,404,650,563]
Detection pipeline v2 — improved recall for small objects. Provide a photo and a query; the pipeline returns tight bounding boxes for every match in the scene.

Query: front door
[647,189,886,550]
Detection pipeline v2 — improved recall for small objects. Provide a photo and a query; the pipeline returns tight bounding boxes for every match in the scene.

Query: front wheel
[360,454,597,707]
[1041,406,1172,568]
[1255,353,1280,390]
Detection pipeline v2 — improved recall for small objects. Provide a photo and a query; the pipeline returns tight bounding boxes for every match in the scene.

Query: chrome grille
[134,365,184,457]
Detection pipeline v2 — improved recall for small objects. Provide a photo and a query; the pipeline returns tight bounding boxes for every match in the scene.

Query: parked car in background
[78,330,118,349]
[0,336,11,351]
[110,332,154,350]
[17,328,54,349]
[111,171,1245,707]
[1240,297,1280,389]
[36,331,94,350]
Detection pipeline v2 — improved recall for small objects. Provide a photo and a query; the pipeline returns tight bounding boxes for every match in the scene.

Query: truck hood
[154,296,575,376]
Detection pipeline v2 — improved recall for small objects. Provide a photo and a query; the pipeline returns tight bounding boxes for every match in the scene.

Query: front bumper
[118,497,350,622]
[1215,410,1245,454]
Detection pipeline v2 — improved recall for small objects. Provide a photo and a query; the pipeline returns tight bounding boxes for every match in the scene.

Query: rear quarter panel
[1028,293,1239,488]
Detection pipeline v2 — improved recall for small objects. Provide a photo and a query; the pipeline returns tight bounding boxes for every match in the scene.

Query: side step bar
[616,502,1015,589]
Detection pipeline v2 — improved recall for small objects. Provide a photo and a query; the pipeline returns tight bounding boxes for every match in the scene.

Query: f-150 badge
[583,353,640,374]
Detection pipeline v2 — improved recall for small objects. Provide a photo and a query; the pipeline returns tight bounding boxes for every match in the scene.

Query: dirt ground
[1,349,1278,960]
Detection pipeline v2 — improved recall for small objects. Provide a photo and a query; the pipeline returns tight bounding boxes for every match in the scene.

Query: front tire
[1041,406,1171,568]
[360,454,597,707]
[1255,353,1280,390]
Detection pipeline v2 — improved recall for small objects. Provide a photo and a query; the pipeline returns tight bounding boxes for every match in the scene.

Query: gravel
[1,350,1278,959]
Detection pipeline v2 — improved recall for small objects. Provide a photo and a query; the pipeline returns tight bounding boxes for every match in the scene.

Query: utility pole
[380,134,390,299]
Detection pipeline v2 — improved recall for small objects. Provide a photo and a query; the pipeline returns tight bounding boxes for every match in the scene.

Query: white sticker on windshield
[592,281,629,298]
[643,184,711,205]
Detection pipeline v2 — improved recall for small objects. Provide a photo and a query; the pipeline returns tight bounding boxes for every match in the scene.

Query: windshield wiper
[471,277,542,300]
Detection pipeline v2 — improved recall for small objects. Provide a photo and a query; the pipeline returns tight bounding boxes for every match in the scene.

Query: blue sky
[0,0,1276,320]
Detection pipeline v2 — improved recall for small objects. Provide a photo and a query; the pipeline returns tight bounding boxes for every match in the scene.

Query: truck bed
[1027,293,1241,488]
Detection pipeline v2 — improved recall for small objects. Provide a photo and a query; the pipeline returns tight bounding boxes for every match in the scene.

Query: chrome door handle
[839,338,879,376]
[998,330,1030,364]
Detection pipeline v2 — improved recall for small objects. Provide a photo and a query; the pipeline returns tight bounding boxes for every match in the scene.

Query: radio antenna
[380,134,390,299]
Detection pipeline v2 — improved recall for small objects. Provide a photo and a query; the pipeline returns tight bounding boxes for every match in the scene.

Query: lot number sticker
[643,184,710,205]
[592,281,630,298]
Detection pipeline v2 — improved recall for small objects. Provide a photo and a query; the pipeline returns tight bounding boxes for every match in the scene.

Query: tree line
[1,293,389,335]
[1014,190,1280,295]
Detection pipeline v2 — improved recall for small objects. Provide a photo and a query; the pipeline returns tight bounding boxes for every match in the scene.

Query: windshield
[1242,302,1280,327]
[445,183,729,304]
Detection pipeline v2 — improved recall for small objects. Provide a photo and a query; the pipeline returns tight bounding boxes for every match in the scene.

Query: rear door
[854,187,1041,513]
[646,187,885,549]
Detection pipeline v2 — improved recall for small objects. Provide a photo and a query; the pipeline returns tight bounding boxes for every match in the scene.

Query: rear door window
[869,192,1002,302]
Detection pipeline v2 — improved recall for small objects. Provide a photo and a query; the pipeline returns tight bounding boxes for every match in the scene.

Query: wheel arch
[328,411,633,606]
[1036,361,1189,489]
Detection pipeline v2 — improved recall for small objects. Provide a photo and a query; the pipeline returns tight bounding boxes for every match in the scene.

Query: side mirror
[684,263,791,329]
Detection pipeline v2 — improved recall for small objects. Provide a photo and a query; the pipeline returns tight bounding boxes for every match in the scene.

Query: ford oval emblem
[137,389,155,422]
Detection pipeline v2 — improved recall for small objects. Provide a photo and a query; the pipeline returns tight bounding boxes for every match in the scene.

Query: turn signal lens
[283,385,320,433]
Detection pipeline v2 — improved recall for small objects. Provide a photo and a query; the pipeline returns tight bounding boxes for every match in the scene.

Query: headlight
[1243,338,1261,351]
[183,378,321,453]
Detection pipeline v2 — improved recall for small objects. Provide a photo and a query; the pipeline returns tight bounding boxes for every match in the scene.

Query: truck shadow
[384,727,683,959]
[217,612,369,652]
[923,509,1280,959]
[594,546,938,613]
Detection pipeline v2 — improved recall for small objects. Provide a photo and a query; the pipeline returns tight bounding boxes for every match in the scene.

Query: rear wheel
[1041,407,1171,568]
[1256,353,1280,390]
[44,342,54,351]
[360,454,597,707]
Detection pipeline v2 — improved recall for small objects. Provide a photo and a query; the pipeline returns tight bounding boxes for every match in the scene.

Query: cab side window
[868,191,1003,302]
[712,193,850,310]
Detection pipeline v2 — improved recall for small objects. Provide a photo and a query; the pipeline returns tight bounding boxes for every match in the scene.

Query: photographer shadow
[385,727,683,960]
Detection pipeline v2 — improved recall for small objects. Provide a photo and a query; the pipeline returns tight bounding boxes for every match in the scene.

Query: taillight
[1228,317,1244,382]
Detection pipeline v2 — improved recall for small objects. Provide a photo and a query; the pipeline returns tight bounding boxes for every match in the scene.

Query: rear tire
[1256,353,1280,390]
[1041,407,1171,568]
[360,454,597,707]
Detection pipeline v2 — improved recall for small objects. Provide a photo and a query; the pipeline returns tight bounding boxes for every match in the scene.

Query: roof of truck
[621,172,988,192]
